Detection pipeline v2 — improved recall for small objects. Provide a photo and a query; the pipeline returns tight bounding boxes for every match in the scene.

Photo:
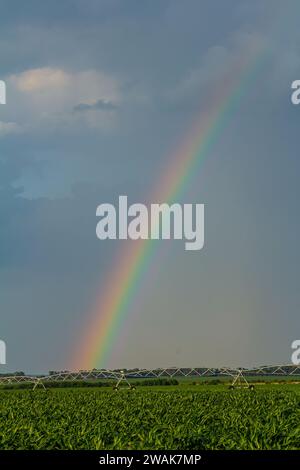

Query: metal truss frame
[0,364,299,389]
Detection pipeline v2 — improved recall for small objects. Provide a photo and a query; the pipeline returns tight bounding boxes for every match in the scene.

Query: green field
[0,384,300,450]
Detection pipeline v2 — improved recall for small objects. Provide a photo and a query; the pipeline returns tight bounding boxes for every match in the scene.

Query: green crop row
[0,389,299,450]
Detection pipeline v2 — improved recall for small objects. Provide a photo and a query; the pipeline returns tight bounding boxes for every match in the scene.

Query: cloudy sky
[0,0,299,373]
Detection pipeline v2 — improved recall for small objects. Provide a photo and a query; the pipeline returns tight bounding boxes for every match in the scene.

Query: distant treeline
[0,372,25,376]
[0,378,179,390]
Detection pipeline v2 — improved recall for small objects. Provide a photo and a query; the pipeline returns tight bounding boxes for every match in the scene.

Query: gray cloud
[0,0,299,373]
[73,99,117,113]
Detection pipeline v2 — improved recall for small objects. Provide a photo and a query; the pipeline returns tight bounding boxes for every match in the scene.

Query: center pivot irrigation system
[0,364,300,390]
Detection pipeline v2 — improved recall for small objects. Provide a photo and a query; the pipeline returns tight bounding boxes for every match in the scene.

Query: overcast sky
[0,0,300,373]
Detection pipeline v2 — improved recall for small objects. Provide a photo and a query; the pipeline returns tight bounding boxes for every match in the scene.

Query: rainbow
[70,44,267,371]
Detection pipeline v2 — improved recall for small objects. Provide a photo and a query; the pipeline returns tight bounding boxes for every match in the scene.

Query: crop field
[0,386,299,450]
